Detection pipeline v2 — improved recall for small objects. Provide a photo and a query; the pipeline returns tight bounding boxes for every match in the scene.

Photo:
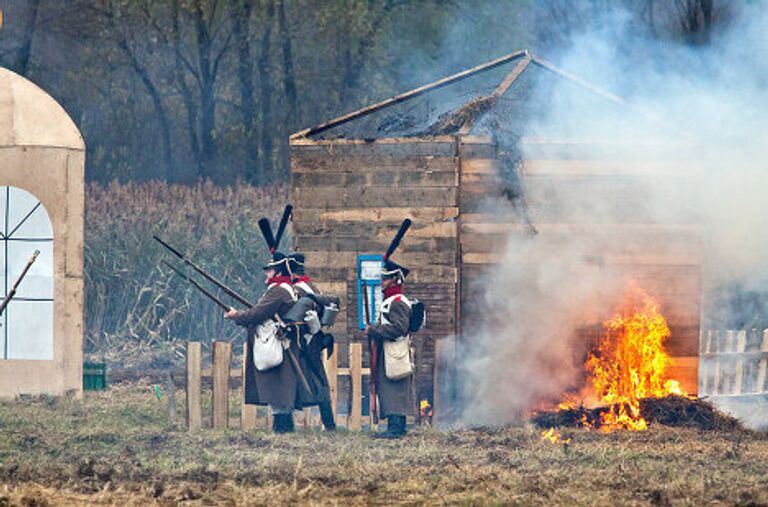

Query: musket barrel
[154,236,254,307]
[162,260,230,311]
[0,250,40,316]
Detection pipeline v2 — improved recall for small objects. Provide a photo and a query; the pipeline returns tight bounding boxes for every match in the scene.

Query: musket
[162,260,230,311]
[364,284,379,424]
[162,258,313,395]
[0,250,39,317]
[154,235,254,307]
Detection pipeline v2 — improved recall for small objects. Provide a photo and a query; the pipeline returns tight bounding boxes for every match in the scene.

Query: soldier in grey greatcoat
[288,253,337,431]
[365,259,414,439]
[224,252,304,433]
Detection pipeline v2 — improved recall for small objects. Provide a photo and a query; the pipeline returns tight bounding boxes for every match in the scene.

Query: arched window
[0,186,53,360]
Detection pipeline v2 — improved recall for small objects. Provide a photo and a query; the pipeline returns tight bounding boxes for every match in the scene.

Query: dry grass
[84,181,287,369]
[1,384,768,505]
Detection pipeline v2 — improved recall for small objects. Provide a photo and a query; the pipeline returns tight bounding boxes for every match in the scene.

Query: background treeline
[0,0,725,185]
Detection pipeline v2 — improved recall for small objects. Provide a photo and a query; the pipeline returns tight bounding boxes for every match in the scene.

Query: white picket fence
[699,329,768,397]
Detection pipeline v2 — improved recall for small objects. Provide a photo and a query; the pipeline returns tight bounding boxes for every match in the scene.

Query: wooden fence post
[757,330,768,393]
[186,341,202,431]
[723,330,736,394]
[212,341,232,430]
[712,330,722,395]
[349,343,362,431]
[323,348,338,426]
[241,341,257,431]
[700,330,711,395]
[733,330,747,395]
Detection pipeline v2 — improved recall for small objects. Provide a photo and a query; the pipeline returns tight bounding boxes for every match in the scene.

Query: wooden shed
[289,50,701,416]
[0,68,85,398]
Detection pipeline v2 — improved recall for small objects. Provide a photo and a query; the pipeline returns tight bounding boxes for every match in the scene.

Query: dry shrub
[84,180,287,366]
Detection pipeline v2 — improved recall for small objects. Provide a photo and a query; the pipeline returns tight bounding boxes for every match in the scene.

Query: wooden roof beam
[457,54,533,136]
[290,49,530,140]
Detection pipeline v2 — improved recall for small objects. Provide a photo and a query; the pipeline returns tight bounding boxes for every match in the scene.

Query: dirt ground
[1,383,768,506]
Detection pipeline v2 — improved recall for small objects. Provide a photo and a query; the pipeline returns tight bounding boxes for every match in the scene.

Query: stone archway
[0,67,84,397]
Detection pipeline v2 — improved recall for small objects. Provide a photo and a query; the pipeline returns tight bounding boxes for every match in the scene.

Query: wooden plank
[349,343,363,431]
[723,331,735,395]
[458,55,532,135]
[311,267,457,285]
[291,141,456,157]
[323,349,338,427]
[458,140,495,159]
[521,159,691,177]
[299,250,457,269]
[294,219,457,240]
[294,186,458,209]
[186,342,202,431]
[518,137,698,161]
[212,341,232,430]
[296,235,455,255]
[298,206,458,223]
[712,331,722,395]
[700,330,710,395]
[241,342,257,431]
[757,330,768,394]
[289,50,527,139]
[460,220,703,235]
[459,135,494,144]
[460,158,498,175]
[291,136,458,145]
[734,330,747,394]
[293,170,457,187]
[461,252,702,266]
[291,155,457,174]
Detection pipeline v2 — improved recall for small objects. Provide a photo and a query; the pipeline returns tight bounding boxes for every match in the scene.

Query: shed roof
[290,49,644,141]
[0,68,84,150]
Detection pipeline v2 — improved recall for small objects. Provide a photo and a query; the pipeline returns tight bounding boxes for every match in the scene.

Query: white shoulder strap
[383,294,411,307]
[278,282,298,302]
[295,281,315,295]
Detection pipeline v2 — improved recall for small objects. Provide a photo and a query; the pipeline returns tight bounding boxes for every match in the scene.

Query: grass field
[1,383,768,506]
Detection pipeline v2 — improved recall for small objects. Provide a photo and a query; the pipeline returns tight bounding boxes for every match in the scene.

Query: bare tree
[231,0,258,182]
[257,1,276,182]
[0,0,42,76]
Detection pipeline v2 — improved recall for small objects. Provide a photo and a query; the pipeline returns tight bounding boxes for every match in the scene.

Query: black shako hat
[381,219,412,282]
[382,259,409,280]
[263,251,291,276]
[288,253,305,275]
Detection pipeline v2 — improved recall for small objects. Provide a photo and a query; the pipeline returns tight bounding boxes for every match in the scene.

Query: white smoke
[459,3,768,428]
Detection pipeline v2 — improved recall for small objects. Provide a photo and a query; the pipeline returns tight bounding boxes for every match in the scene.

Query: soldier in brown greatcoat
[288,253,337,431]
[365,259,414,439]
[224,252,304,433]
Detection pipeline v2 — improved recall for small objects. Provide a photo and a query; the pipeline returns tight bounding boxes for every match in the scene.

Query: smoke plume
[458,2,768,429]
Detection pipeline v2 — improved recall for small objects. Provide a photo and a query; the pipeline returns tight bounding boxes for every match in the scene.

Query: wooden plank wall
[458,136,702,395]
[290,138,460,408]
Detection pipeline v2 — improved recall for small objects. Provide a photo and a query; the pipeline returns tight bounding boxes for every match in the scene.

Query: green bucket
[83,362,107,391]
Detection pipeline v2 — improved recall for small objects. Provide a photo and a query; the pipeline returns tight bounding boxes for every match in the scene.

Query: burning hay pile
[533,281,743,432]
[531,395,742,432]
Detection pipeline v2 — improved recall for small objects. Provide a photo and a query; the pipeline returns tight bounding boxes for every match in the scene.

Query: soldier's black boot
[272,414,294,434]
[319,401,336,431]
[374,415,407,439]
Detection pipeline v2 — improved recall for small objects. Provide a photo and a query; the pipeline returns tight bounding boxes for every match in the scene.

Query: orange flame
[541,427,571,445]
[420,399,433,419]
[586,280,685,432]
